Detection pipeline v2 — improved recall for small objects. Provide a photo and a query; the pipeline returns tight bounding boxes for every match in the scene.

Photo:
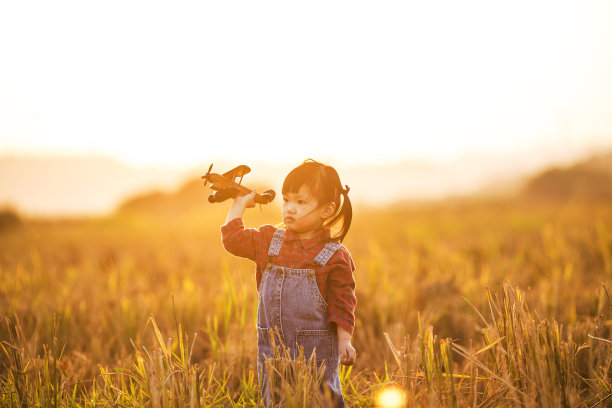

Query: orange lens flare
[375,385,407,408]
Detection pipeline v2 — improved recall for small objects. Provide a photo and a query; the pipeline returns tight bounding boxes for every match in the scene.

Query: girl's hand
[235,189,257,209]
[338,339,356,366]
[225,190,257,224]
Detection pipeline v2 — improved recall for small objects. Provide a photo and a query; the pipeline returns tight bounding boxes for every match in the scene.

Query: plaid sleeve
[327,246,357,335]
[220,218,274,262]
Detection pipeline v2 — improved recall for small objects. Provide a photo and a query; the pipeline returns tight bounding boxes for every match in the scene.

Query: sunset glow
[1,1,611,169]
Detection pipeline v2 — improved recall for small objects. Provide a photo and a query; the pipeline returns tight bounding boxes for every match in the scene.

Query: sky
[1,1,611,170]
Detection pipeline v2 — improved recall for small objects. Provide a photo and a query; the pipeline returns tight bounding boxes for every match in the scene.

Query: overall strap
[313,241,343,267]
[267,229,286,257]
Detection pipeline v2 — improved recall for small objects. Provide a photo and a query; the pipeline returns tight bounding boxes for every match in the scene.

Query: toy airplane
[201,164,276,204]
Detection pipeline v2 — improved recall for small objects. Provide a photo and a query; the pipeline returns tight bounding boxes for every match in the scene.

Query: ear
[320,201,336,219]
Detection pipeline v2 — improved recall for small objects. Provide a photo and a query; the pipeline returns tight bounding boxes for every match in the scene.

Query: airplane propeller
[202,163,214,187]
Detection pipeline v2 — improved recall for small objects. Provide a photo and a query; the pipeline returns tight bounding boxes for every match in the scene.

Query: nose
[285,202,297,214]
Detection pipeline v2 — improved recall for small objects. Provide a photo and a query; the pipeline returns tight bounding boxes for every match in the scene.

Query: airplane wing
[223,165,251,181]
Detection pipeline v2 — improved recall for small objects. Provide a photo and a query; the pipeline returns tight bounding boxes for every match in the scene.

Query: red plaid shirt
[221,218,356,335]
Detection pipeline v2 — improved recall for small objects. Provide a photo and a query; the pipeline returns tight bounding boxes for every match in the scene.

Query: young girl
[220,159,356,407]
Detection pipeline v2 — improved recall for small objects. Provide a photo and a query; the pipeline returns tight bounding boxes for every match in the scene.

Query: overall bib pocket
[296,329,333,365]
[307,274,328,312]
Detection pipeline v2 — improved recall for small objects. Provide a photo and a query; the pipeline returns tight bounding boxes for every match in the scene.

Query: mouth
[285,216,295,224]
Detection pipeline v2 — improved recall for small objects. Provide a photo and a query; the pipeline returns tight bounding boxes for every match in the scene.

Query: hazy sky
[1,1,611,168]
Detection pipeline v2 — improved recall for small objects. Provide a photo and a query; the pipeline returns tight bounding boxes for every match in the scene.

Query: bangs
[282,163,322,197]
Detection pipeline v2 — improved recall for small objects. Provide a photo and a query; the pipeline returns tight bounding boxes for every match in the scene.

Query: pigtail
[337,186,352,242]
[324,183,352,243]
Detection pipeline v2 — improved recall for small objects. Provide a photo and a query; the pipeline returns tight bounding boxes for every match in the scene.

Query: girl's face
[282,184,335,240]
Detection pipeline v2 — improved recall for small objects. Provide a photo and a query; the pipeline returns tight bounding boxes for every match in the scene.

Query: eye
[282,197,288,203]
[298,200,306,205]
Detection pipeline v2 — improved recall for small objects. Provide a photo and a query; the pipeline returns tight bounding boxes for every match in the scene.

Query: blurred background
[1,1,611,215]
[1,1,612,406]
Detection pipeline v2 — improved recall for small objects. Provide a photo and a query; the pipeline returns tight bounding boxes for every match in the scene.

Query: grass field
[1,197,611,407]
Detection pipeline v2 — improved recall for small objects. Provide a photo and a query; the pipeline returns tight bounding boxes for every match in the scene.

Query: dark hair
[282,159,352,242]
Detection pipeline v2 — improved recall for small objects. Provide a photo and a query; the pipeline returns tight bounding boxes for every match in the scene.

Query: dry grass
[1,199,611,406]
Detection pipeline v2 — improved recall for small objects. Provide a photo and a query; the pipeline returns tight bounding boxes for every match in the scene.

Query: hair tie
[333,185,350,201]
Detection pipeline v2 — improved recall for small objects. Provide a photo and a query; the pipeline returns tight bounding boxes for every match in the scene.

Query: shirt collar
[283,228,332,249]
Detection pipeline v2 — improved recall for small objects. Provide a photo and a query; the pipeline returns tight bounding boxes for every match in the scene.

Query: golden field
[1,192,612,406]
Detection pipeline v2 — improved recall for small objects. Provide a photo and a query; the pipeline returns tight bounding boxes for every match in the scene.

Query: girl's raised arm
[221,190,270,262]
[225,190,257,224]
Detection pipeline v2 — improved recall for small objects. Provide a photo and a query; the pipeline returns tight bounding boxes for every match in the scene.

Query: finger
[244,189,256,207]
[341,352,354,366]
[348,350,356,364]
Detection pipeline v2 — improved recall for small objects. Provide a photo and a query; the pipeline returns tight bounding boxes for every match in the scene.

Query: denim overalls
[257,228,345,406]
